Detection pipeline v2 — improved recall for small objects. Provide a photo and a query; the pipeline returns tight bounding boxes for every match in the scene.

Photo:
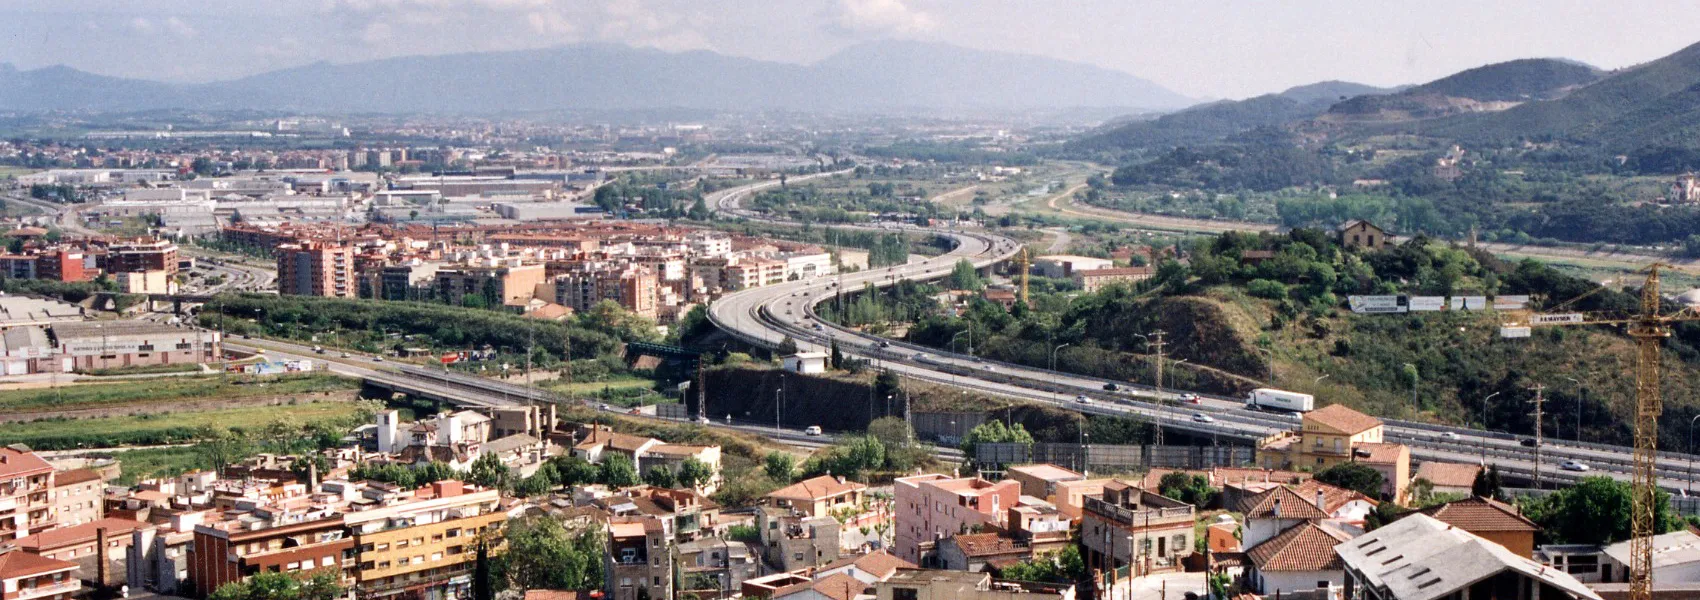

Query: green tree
[764,451,796,484]
[549,456,600,487]
[688,197,712,220]
[947,258,984,291]
[830,339,844,370]
[579,300,661,343]
[208,570,344,600]
[473,539,494,600]
[1315,463,1386,499]
[1157,472,1218,509]
[1522,476,1682,545]
[777,336,799,355]
[644,465,677,488]
[1473,464,1505,500]
[960,420,1034,456]
[677,457,715,490]
[503,516,606,591]
[599,453,640,488]
[467,452,512,490]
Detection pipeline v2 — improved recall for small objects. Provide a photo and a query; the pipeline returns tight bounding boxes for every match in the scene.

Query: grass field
[0,402,365,449]
[544,377,657,395]
[0,373,358,413]
[108,447,213,485]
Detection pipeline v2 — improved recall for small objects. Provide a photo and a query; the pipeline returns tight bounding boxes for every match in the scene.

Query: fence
[977,442,1254,472]
[1504,487,1700,516]
[912,411,989,445]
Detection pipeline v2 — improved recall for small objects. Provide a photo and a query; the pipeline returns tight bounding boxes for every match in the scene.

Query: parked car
[804,426,823,436]
[1560,460,1590,472]
[1191,413,1215,423]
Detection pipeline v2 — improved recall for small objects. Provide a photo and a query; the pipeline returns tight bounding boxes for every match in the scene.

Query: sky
[2,0,1697,100]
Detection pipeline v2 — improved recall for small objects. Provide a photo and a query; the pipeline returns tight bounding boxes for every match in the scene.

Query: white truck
[1247,388,1315,413]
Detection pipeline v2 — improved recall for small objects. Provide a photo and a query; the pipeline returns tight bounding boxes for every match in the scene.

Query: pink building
[893,474,1020,567]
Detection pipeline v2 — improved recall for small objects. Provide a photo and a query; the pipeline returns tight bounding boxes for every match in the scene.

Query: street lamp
[1689,413,1700,496]
[1480,391,1502,463]
[1051,343,1071,372]
[1564,376,1585,442]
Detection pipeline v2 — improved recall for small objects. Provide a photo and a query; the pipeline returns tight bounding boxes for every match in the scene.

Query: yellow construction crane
[1017,246,1032,306]
[1502,263,1700,600]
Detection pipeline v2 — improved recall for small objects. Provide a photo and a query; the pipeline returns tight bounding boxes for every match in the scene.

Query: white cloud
[164,17,196,38]
[128,17,154,34]
[829,0,935,35]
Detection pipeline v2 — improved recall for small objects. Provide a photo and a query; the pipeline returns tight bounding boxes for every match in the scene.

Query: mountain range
[0,41,1195,114]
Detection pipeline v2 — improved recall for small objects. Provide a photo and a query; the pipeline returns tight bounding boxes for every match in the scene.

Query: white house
[783,352,829,374]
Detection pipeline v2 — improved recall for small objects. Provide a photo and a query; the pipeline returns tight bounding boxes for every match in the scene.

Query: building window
[893,588,919,600]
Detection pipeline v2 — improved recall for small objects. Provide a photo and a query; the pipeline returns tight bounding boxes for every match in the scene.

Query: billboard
[1452,296,1489,310]
[1500,326,1532,338]
[1349,295,1407,314]
[1408,296,1447,312]
[1494,295,1531,310]
[1530,313,1585,325]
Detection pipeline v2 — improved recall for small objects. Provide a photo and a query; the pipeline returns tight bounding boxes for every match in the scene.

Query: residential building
[755,504,840,572]
[874,569,1075,600]
[1072,267,1153,293]
[938,532,1030,573]
[0,550,80,600]
[188,515,354,597]
[1050,479,1111,521]
[1006,465,1085,502]
[377,262,443,301]
[17,518,146,589]
[779,572,863,600]
[128,522,196,595]
[677,537,758,598]
[893,474,1021,567]
[1413,497,1540,559]
[641,445,724,494]
[1031,255,1113,279]
[1411,462,1481,497]
[277,242,355,298]
[435,263,547,307]
[606,516,674,600]
[1260,404,1389,472]
[0,448,56,542]
[550,265,660,318]
[106,239,180,276]
[1006,500,1072,556]
[33,251,87,283]
[1244,521,1353,598]
[768,476,868,518]
[50,321,220,371]
[1351,443,1410,502]
[1078,481,1196,577]
[345,482,506,600]
[114,270,172,294]
[816,551,917,585]
[724,259,785,290]
[0,256,37,280]
[1338,220,1388,251]
[1338,514,1599,600]
[48,470,105,529]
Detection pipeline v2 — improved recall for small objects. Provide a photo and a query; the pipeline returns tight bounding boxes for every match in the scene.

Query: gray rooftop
[1336,514,1599,600]
[1602,530,1700,570]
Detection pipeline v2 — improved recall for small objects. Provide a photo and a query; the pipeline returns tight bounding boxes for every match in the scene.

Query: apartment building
[277,242,354,298]
[434,263,547,307]
[1078,481,1196,577]
[0,550,80,600]
[33,252,87,283]
[754,505,839,572]
[18,518,147,589]
[724,259,785,290]
[551,265,660,318]
[345,482,506,600]
[893,474,1021,567]
[0,448,56,542]
[188,515,355,597]
[1072,267,1153,293]
[607,516,674,600]
[767,476,868,518]
[48,469,105,528]
[106,239,180,276]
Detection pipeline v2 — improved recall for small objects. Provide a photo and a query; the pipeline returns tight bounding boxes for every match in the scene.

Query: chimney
[96,526,108,589]
[308,460,320,489]
[1273,498,1282,518]
[1315,489,1326,511]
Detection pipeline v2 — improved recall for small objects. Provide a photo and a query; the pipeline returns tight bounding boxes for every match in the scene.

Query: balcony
[1083,497,1194,528]
[16,580,80,600]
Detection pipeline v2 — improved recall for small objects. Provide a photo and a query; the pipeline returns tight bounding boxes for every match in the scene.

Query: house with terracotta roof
[1079,481,1196,577]
[1413,497,1540,558]
[938,532,1032,573]
[1245,521,1354,598]
[17,517,147,589]
[893,474,1020,567]
[1411,462,1481,497]
[0,549,80,600]
[1236,485,1332,549]
[1350,442,1411,503]
[48,469,106,528]
[816,550,917,585]
[1257,404,1410,502]
[1006,465,1085,502]
[776,572,868,600]
[768,475,868,518]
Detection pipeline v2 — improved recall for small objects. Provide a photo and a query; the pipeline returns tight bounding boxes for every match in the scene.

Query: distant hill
[1321,58,1602,123]
[1069,80,1400,154]
[0,42,1193,114]
[1423,42,1700,148]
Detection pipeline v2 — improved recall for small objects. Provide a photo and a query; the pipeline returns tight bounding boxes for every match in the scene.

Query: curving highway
[703,172,1700,493]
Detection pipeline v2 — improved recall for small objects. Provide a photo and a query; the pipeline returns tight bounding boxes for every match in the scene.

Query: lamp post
[1564,376,1585,442]
[1480,391,1502,463]
[1051,342,1071,403]
[1689,413,1700,496]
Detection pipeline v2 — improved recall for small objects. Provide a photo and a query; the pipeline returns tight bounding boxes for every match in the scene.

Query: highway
[703,172,1700,493]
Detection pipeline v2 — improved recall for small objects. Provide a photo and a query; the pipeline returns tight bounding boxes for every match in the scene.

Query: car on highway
[1520,438,1541,448]
[313,345,325,354]
[1438,432,1461,441]
[913,353,929,361]
[1074,395,1091,404]
[804,426,823,436]
[372,356,385,362]
[980,364,995,372]
[1103,383,1120,392]
[1181,393,1201,404]
[1191,413,1215,423]
[339,352,351,358]
[879,341,891,348]
[1560,460,1590,472]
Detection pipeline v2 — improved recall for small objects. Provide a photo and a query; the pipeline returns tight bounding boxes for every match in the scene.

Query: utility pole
[1146,330,1167,448]
[1529,383,1547,489]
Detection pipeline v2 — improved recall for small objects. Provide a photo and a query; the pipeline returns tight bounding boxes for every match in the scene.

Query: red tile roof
[1415,497,1538,532]
[0,447,52,479]
[1236,486,1330,520]
[18,518,148,552]
[809,573,866,600]
[950,533,1029,558]
[0,550,76,580]
[1304,404,1383,435]
[1353,443,1407,465]
[1293,480,1373,514]
[1246,522,1352,572]
[1413,462,1482,489]
[768,475,866,503]
[52,468,103,486]
[851,550,916,579]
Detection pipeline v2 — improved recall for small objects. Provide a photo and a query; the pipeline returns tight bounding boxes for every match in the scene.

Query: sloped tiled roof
[52,468,103,486]
[768,475,866,503]
[0,550,76,580]
[853,550,916,579]
[1246,521,1352,572]
[1415,497,1538,532]
[1236,485,1329,521]
[1354,443,1408,465]
[1413,462,1481,489]
[950,533,1028,558]
[1294,480,1374,514]
[808,573,866,600]
[1304,404,1383,435]
[0,447,52,479]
